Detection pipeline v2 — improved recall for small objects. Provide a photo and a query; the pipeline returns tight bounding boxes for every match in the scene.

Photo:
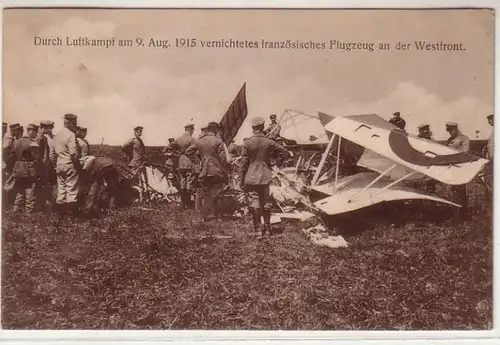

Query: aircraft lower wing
[324,114,489,185]
[311,172,460,216]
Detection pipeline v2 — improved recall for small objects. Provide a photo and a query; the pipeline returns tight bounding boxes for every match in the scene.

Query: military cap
[251,116,265,126]
[27,123,38,130]
[9,123,21,129]
[184,123,194,129]
[393,111,401,116]
[40,120,55,128]
[445,121,458,127]
[64,113,78,121]
[270,114,277,119]
[134,126,143,131]
[200,124,209,130]
[168,137,175,141]
[2,122,7,127]
[79,126,87,131]
[208,121,219,128]
[418,124,430,130]
[487,114,494,120]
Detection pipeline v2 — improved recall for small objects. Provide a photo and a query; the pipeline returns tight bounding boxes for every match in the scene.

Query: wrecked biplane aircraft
[267,111,489,217]
[311,113,489,215]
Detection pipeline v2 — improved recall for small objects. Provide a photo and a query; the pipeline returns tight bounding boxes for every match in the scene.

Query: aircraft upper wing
[324,114,488,185]
[278,110,333,145]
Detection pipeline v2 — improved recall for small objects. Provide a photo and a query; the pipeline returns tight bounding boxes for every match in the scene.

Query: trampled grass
[1,192,493,330]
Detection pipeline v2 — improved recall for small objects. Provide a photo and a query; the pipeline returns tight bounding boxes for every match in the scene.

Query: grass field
[1,146,493,330]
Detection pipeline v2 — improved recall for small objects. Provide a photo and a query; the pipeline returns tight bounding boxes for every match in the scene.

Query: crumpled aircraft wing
[324,114,488,185]
[312,172,460,216]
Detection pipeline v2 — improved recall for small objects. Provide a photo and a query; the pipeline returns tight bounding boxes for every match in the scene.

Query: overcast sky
[3,9,494,145]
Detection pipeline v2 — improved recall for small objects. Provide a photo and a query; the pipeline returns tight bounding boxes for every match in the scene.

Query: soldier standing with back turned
[186,122,228,221]
[175,123,196,208]
[241,117,290,238]
[11,123,41,214]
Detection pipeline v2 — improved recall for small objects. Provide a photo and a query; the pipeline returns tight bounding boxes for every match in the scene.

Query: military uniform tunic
[53,127,81,204]
[264,122,282,140]
[446,131,470,214]
[12,136,40,213]
[122,137,145,170]
[186,132,228,217]
[447,132,470,153]
[389,117,406,131]
[241,132,289,211]
[174,132,196,192]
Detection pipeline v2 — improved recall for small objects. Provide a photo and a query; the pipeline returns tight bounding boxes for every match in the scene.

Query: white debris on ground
[301,224,348,248]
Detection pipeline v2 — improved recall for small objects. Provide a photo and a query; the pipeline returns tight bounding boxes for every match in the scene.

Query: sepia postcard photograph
[0,4,495,338]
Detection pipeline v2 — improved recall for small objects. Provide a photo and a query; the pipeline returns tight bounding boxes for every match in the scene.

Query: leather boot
[251,210,262,238]
[263,210,271,236]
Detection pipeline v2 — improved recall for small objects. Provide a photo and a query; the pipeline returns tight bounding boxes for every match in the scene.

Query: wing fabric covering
[324,114,488,185]
[279,110,332,145]
[312,172,460,216]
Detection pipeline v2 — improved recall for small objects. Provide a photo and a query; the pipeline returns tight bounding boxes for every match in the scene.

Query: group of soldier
[2,110,493,229]
[2,114,120,217]
[120,114,289,237]
[390,111,494,216]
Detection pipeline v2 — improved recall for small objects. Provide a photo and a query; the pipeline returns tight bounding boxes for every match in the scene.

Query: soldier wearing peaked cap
[241,116,291,238]
[3,123,23,199]
[185,121,228,221]
[483,114,494,202]
[37,120,57,211]
[264,114,281,141]
[2,122,7,139]
[446,122,470,153]
[389,111,406,131]
[485,114,494,159]
[175,123,197,208]
[445,121,470,218]
[10,123,42,214]
[76,126,90,157]
[417,124,434,141]
[122,125,148,194]
[162,137,180,190]
[52,113,83,215]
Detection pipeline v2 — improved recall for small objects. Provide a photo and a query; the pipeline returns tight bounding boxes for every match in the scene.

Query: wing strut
[312,134,336,186]
[374,171,417,196]
[348,164,396,203]
[334,136,342,192]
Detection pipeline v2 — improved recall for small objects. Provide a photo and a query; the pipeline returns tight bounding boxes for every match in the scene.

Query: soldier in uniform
[389,111,406,131]
[241,117,290,237]
[483,114,494,202]
[174,123,196,208]
[162,137,179,190]
[3,123,23,198]
[76,126,90,157]
[417,124,434,140]
[36,120,57,210]
[11,123,41,214]
[52,114,82,215]
[445,121,470,217]
[2,122,7,138]
[82,156,120,216]
[264,114,281,140]
[122,126,148,190]
[484,114,494,159]
[186,122,228,220]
